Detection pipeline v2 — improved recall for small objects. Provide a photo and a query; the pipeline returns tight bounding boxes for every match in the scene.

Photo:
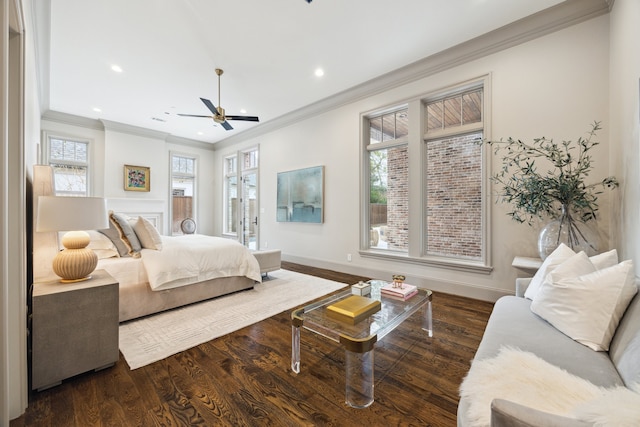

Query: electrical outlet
[347,253,352,262]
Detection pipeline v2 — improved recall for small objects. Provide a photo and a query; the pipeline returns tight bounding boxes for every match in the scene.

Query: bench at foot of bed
[253,249,281,278]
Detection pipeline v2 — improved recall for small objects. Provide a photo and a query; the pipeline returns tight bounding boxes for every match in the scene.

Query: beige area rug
[119,269,348,370]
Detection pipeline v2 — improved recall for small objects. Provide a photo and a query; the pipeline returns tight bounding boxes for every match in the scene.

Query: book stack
[326,295,381,324]
[381,282,418,301]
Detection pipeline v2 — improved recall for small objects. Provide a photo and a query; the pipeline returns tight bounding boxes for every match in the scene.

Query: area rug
[459,346,640,427]
[119,269,347,370]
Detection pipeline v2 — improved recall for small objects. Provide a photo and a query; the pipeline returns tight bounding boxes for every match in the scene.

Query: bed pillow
[531,259,637,351]
[99,220,130,257]
[104,212,142,257]
[524,243,575,300]
[86,230,119,259]
[132,216,163,250]
[57,230,120,259]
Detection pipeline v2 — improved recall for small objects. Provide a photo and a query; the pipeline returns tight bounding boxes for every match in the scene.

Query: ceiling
[35,0,569,145]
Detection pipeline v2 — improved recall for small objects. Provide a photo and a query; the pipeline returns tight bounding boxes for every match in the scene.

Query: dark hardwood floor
[12,262,494,427]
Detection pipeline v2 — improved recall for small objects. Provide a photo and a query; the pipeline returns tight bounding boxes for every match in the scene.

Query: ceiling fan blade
[226,115,260,122]
[177,114,213,118]
[221,121,234,131]
[200,97,219,115]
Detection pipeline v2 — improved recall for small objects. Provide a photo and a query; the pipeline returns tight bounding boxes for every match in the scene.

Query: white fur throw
[459,347,640,427]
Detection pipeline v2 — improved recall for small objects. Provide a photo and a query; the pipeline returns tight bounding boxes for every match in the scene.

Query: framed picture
[124,165,150,192]
[277,165,324,223]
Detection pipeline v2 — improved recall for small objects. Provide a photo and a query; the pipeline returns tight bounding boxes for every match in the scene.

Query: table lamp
[36,196,109,282]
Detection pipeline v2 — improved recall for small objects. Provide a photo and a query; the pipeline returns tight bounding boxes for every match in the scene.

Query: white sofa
[457,273,640,426]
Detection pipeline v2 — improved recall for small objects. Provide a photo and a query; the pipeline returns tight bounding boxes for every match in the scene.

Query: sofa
[457,246,640,426]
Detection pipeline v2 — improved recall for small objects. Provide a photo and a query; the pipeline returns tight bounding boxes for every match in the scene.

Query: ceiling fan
[178,68,259,131]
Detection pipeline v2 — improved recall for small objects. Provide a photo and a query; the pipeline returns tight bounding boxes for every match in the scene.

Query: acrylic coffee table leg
[422,295,433,337]
[291,315,302,373]
[340,334,377,408]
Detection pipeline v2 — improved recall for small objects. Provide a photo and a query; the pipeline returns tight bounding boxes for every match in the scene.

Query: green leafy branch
[481,121,618,225]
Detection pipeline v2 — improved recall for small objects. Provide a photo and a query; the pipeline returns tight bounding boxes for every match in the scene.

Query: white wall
[214,15,613,301]
[39,120,217,235]
[609,0,640,267]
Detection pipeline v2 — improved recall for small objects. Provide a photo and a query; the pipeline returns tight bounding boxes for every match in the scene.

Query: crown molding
[165,134,216,151]
[41,110,213,149]
[217,0,610,148]
[100,119,169,140]
[41,110,104,130]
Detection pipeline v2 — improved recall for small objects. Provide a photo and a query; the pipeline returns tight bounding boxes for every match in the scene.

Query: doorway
[237,147,259,249]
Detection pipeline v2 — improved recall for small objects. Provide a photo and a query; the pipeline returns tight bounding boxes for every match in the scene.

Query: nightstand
[31,269,119,391]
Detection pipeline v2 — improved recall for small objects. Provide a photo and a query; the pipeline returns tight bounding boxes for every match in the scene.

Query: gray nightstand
[32,269,119,391]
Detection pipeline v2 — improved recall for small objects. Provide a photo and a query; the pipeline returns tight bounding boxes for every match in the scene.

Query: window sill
[359,250,493,274]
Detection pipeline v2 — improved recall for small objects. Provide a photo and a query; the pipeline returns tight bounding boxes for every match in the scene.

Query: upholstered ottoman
[252,249,281,277]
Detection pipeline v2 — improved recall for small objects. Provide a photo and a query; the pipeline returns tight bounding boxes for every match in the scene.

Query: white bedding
[97,256,147,288]
[140,234,262,290]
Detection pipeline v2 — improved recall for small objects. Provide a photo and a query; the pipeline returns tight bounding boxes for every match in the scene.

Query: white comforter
[140,234,261,290]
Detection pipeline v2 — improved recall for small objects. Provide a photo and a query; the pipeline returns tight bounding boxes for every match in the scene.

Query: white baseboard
[282,254,510,303]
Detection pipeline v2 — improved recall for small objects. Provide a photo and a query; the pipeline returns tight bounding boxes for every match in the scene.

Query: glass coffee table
[291,280,433,408]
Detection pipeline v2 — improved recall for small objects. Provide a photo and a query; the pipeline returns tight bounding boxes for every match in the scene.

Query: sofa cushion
[472,296,622,387]
[531,260,637,351]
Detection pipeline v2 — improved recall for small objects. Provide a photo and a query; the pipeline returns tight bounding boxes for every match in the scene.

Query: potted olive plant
[483,121,618,259]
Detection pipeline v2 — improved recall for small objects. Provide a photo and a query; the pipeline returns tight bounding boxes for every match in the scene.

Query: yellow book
[326,295,381,324]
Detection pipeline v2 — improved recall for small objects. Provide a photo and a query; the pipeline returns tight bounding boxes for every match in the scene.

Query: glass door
[241,171,258,249]
[239,147,259,249]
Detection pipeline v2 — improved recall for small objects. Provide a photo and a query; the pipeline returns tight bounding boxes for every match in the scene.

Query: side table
[32,269,119,391]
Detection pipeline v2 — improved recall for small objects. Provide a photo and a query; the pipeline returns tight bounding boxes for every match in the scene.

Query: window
[171,153,197,235]
[424,88,483,260]
[367,108,409,252]
[362,79,489,269]
[45,136,90,196]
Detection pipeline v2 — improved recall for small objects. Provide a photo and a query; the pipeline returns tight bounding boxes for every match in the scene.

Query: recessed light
[240,109,247,114]
[92,107,102,113]
[314,68,324,77]
[111,64,123,73]
[197,131,204,136]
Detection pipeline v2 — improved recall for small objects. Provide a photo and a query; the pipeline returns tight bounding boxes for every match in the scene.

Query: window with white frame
[171,153,197,235]
[45,136,90,196]
[363,79,488,268]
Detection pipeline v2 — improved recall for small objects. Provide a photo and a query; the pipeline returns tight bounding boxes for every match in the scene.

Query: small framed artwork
[124,165,150,192]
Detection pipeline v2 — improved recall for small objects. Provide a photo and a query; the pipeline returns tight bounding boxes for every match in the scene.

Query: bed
[90,213,261,322]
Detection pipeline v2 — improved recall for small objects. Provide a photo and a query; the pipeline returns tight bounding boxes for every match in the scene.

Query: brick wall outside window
[425,133,482,258]
[386,145,409,250]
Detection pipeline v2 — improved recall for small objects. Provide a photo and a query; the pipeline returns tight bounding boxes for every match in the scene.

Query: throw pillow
[542,251,596,285]
[524,243,575,300]
[132,216,163,250]
[99,219,130,257]
[589,248,619,270]
[109,212,142,257]
[531,260,637,351]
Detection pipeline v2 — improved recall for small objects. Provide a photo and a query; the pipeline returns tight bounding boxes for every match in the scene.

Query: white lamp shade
[37,196,109,232]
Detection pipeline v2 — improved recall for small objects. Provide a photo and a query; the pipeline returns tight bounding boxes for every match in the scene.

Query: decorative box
[351,281,371,296]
